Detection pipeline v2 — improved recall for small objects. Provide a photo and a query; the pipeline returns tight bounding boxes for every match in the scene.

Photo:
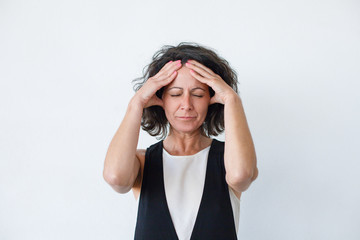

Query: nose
[180,93,193,111]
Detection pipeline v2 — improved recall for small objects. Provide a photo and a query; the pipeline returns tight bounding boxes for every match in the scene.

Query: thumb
[209,96,218,105]
[155,98,164,108]
[145,96,164,108]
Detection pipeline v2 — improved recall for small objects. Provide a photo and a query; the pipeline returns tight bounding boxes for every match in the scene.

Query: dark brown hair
[132,42,239,139]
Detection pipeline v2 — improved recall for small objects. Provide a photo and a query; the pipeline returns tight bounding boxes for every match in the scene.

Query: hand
[185,60,238,105]
[134,60,183,108]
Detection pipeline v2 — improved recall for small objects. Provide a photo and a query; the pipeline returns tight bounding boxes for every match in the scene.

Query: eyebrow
[167,87,206,91]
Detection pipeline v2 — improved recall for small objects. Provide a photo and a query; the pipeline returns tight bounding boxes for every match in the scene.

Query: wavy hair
[132,42,239,139]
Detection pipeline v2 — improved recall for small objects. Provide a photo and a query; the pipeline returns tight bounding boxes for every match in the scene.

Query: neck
[163,128,212,155]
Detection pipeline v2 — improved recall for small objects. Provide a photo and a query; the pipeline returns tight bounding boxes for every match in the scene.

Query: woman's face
[162,66,210,134]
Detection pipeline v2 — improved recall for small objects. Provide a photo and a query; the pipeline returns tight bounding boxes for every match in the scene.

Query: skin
[161,65,211,152]
[103,59,258,201]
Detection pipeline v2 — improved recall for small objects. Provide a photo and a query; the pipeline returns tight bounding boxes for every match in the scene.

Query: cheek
[197,100,210,115]
[162,100,178,118]
[202,106,209,116]
[163,99,176,111]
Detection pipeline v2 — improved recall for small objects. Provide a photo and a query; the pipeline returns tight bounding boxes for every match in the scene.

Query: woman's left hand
[185,60,238,105]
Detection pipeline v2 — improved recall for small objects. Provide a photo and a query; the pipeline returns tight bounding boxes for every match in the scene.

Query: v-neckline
[159,139,216,240]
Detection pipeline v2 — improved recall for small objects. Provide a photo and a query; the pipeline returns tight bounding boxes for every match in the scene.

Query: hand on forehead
[166,66,208,90]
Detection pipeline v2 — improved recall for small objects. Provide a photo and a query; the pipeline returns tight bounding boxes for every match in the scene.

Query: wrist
[129,96,145,112]
[224,92,241,105]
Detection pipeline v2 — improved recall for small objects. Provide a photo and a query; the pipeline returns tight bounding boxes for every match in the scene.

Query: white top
[136,145,240,240]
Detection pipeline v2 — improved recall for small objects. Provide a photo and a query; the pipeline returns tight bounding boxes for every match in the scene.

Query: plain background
[1,0,359,239]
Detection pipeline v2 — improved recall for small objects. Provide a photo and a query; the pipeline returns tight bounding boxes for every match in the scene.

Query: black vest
[134,139,237,240]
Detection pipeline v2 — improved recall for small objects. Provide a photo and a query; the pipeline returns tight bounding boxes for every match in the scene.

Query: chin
[170,122,202,134]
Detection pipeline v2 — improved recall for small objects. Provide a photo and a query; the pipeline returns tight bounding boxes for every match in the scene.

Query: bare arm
[223,95,258,192]
[103,99,143,193]
[186,60,258,193]
[103,60,182,193]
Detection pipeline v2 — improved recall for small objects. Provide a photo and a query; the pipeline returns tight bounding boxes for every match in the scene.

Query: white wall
[1,0,359,239]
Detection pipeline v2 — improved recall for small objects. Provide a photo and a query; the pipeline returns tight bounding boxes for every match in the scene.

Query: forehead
[166,66,208,89]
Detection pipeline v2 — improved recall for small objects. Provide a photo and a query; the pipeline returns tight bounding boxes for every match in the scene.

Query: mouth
[177,116,196,120]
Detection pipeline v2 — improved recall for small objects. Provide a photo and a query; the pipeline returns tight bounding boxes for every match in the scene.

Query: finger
[155,60,181,79]
[185,62,214,80]
[164,70,178,84]
[158,60,178,73]
[189,69,213,87]
[154,61,181,79]
[186,60,215,75]
[145,69,178,99]
[153,61,172,78]
[156,62,182,81]
[156,70,178,88]
[148,70,177,107]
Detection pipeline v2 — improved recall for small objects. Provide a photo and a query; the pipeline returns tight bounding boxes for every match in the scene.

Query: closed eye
[169,94,203,97]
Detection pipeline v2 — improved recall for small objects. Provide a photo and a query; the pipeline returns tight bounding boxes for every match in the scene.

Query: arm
[223,95,258,193]
[103,60,182,193]
[186,60,258,193]
[103,98,143,194]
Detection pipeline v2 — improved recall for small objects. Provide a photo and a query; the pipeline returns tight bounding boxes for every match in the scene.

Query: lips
[177,116,196,119]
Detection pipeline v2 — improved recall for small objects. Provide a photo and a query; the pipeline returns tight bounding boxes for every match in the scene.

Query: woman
[103,43,258,240]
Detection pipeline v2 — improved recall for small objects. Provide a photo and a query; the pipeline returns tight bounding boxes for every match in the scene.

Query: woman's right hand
[133,60,182,109]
